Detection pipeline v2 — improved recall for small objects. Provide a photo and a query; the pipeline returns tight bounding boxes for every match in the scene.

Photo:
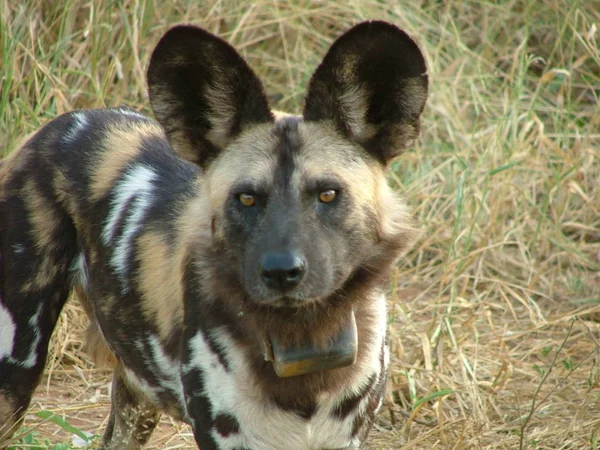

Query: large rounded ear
[147,25,273,167]
[303,21,428,165]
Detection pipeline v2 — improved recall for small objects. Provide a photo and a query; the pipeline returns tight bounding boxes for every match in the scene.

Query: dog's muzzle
[261,311,357,377]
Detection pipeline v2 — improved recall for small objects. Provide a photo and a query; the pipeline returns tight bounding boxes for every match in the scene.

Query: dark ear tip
[346,20,412,38]
[148,25,236,81]
[349,20,406,33]
[151,25,215,56]
[150,25,199,70]
[156,24,217,43]
[336,20,427,73]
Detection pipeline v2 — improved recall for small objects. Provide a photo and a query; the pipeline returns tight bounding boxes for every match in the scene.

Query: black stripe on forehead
[274,117,302,187]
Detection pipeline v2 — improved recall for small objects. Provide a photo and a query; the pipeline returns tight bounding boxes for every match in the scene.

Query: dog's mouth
[260,310,357,377]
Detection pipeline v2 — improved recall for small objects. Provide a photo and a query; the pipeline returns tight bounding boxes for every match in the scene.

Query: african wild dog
[0,21,427,449]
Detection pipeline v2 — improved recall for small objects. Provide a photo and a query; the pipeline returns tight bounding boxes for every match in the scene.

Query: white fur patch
[102,165,158,292]
[12,244,25,255]
[63,112,89,143]
[122,336,187,418]
[123,366,161,404]
[184,324,381,450]
[183,329,238,413]
[0,302,17,362]
[147,335,186,409]
[102,165,157,244]
[116,107,146,119]
[183,329,249,449]
[20,305,42,368]
[383,339,390,369]
[70,252,89,289]
[0,303,42,368]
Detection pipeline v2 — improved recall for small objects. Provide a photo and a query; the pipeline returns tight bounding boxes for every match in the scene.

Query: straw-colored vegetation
[1,0,599,448]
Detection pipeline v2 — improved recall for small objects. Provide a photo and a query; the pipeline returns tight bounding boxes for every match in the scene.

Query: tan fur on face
[176,180,211,242]
[90,122,164,201]
[297,122,381,221]
[204,118,411,244]
[376,178,416,242]
[205,123,279,212]
[136,231,184,341]
[298,121,415,245]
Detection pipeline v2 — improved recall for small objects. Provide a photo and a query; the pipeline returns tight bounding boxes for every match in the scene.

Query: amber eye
[239,193,256,207]
[318,189,337,203]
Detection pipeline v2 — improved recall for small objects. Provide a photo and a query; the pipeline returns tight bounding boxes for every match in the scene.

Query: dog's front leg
[180,323,224,450]
[99,365,161,450]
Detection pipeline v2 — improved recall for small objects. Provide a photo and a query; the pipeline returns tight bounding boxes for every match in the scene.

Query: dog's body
[0,22,427,450]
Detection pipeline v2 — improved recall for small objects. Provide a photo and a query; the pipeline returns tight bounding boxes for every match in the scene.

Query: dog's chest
[181,329,373,450]
[120,330,372,449]
[115,293,388,449]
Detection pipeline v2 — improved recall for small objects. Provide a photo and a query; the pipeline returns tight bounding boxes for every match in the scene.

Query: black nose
[259,251,306,292]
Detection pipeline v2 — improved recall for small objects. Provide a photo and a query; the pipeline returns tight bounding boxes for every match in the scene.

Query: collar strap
[262,311,357,378]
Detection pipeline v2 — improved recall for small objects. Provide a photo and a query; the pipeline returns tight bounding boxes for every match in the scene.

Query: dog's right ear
[147,26,273,167]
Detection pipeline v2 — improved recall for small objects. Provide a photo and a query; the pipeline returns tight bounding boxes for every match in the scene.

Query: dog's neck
[182,245,390,407]
[260,309,358,378]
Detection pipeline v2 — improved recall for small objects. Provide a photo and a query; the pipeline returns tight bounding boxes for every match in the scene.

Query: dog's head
[147,21,427,309]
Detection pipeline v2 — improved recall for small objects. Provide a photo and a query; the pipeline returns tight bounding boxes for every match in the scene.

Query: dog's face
[147,22,428,307]
[206,119,387,306]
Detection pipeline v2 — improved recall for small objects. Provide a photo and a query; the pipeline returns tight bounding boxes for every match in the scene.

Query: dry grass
[1,0,599,449]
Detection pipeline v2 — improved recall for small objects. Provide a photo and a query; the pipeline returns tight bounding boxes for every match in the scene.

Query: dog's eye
[239,193,256,207]
[318,189,337,203]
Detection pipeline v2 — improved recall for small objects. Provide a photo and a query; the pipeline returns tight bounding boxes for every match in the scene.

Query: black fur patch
[213,413,240,437]
[273,397,317,420]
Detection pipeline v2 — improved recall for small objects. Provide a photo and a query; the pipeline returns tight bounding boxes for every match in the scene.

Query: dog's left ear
[147,25,273,167]
[303,21,428,165]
